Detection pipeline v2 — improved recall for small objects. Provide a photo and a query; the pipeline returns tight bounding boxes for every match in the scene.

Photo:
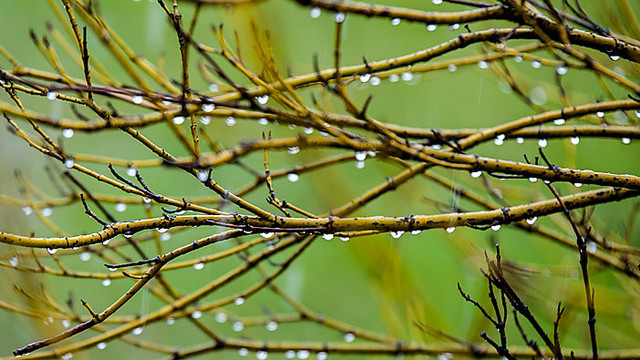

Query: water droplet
[97,342,107,350]
[587,241,597,254]
[622,137,631,144]
[102,239,110,246]
[493,134,505,146]
[9,256,18,266]
[531,86,547,105]
[215,312,227,323]
[173,116,185,125]
[355,161,365,169]
[437,353,453,360]
[322,234,334,240]
[209,83,219,92]
[339,236,350,242]
[266,320,278,331]
[256,95,269,104]
[285,350,296,359]
[596,111,604,118]
[287,146,300,155]
[531,60,542,69]
[132,327,143,335]
[390,231,404,239]
[528,177,538,183]
[123,231,134,239]
[543,179,551,184]
[132,95,143,104]
[389,73,400,82]
[62,128,74,138]
[225,116,236,126]
[358,73,372,83]
[303,127,314,134]
[47,248,57,255]
[22,206,33,216]
[42,207,53,217]
[115,203,126,212]
[573,182,583,188]
[446,227,456,233]
[156,227,168,234]
[390,18,400,26]
[297,350,310,359]
[234,297,245,306]
[334,12,345,23]
[238,348,249,357]
[470,170,482,178]
[516,137,524,144]
[432,144,442,150]
[166,317,175,325]
[260,232,274,238]
[102,278,111,287]
[199,116,211,125]
[288,124,297,130]
[538,138,547,147]
[80,252,91,261]
[447,64,457,72]
[46,91,57,100]
[310,7,321,18]
[258,117,268,125]
[61,353,73,360]
[344,332,355,342]
[491,224,501,231]
[556,66,568,75]
[232,321,244,331]
[202,103,215,112]
[191,310,203,319]
[570,136,580,145]
[257,350,269,360]
[411,230,421,235]
[401,72,413,81]
[161,233,171,241]
[287,173,299,182]
[367,151,376,157]
[554,118,565,125]
[193,262,204,270]
[62,319,71,328]
[426,24,437,31]
[526,217,537,225]
[609,55,620,61]
[127,166,137,177]
[197,169,209,182]
[316,351,328,360]
[514,55,523,63]
[477,60,489,69]
[369,76,381,86]
[449,23,459,30]
[64,158,75,169]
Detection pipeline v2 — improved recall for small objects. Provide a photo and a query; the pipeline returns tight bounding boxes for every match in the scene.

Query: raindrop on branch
[470,170,482,178]
[570,136,580,145]
[127,166,137,177]
[447,64,457,72]
[553,118,565,125]
[287,173,299,182]
[193,262,204,270]
[62,128,74,138]
[531,60,542,69]
[266,321,278,331]
[449,23,459,30]
[191,310,203,319]
[426,24,437,31]
[516,137,524,144]
[258,117,268,125]
[538,138,547,147]
[46,91,57,100]
[132,95,143,104]
[132,327,143,335]
[234,297,245,306]
[10,256,18,266]
[238,348,249,357]
[202,103,215,112]
[491,224,501,231]
[389,73,400,82]
[102,278,111,287]
[80,252,91,262]
[173,116,185,125]
[97,342,107,350]
[390,231,404,239]
[310,7,321,19]
[556,66,568,75]
[22,206,33,216]
[226,116,236,126]
[446,227,455,233]
[344,332,355,342]
[42,207,53,217]
[526,217,537,225]
[401,72,413,81]
[596,111,604,118]
[232,321,244,331]
[256,95,269,104]
[390,18,401,26]
[115,203,127,212]
[322,234,334,240]
[64,158,75,169]
[573,182,583,188]
[197,169,209,182]
[215,312,227,323]
[208,83,219,92]
[285,350,296,359]
[528,177,538,183]
[477,60,489,69]
[622,138,631,144]
[334,12,345,23]
[287,147,300,155]
[369,76,381,86]
[47,248,57,255]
